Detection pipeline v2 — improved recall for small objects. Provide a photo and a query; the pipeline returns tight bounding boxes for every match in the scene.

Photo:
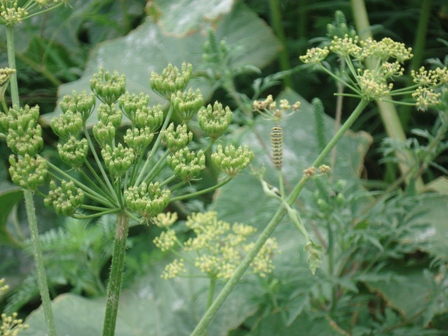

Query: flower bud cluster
[171,88,203,123]
[124,127,154,155]
[198,101,232,140]
[162,123,193,153]
[152,212,178,228]
[0,2,28,26]
[9,154,47,190]
[124,182,170,221]
[58,136,88,168]
[98,103,122,128]
[1,312,29,334]
[156,212,278,280]
[0,67,15,94]
[44,180,84,216]
[51,109,83,140]
[118,92,164,131]
[101,143,134,177]
[60,90,96,122]
[167,147,206,182]
[411,67,448,111]
[150,62,193,99]
[211,144,254,177]
[253,95,300,123]
[90,67,126,105]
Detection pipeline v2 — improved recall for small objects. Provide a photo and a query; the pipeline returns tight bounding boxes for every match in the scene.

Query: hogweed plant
[1,60,255,334]
[189,34,448,336]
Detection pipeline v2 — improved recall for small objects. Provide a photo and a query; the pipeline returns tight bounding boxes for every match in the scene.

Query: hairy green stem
[6,24,56,335]
[25,191,57,335]
[191,99,369,335]
[102,213,130,336]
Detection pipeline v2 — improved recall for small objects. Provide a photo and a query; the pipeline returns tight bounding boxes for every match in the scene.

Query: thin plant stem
[24,191,57,336]
[6,24,57,335]
[191,99,369,335]
[202,276,217,336]
[102,213,130,336]
[268,0,293,88]
[170,177,232,202]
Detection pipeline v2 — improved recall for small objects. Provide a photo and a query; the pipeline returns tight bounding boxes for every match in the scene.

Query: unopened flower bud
[60,90,95,121]
[198,101,232,140]
[90,67,126,105]
[118,92,150,123]
[58,136,88,168]
[7,122,43,156]
[134,104,164,131]
[150,62,193,99]
[124,182,170,221]
[101,143,134,177]
[9,154,47,190]
[98,103,122,128]
[171,89,203,123]
[162,123,193,153]
[167,147,205,182]
[124,127,154,155]
[93,121,115,148]
[211,144,254,177]
[1,105,39,135]
[51,110,83,140]
[44,180,84,216]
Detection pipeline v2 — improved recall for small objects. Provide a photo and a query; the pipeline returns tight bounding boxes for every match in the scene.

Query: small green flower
[101,143,134,177]
[162,123,193,153]
[158,212,278,280]
[153,212,178,228]
[1,312,29,335]
[6,123,43,156]
[299,47,329,65]
[90,67,126,105]
[1,104,39,134]
[134,104,164,131]
[124,127,154,155]
[9,154,47,190]
[58,136,88,168]
[124,182,171,221]
[92,121,115,148]
[171,88,203,123]
[198,101,232,140]
[153,229,176,251]
[60,90,96,122]
[167,147,206,182]
[118,92,150,123]
[357,69,393,100]
[0,2,28,26]
[44,180,84,217]
[51,110,83,140]
[97,103,122,128]
[150,62,193,99]
[211,144,254,177]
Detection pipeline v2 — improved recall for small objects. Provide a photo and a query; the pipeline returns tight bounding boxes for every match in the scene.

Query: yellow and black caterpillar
[270,125,283,170]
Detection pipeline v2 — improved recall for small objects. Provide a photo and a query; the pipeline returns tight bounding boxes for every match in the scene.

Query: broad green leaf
[152,0,234,36]
[42,2,281,126]
[0,187,23,247]
[364,267,431,317]
[402,194,448,260]
[23,262,258,335]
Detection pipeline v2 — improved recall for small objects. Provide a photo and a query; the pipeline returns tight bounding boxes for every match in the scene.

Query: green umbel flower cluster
[5,63,253,222]
[150,62,193,99]
[124,182,170,222]
[198,101,232,141]
[300,35,448,109]
[154,212,278,280]
[44,180,84,216]
[212,144,254,177]
[0,0,69,26]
